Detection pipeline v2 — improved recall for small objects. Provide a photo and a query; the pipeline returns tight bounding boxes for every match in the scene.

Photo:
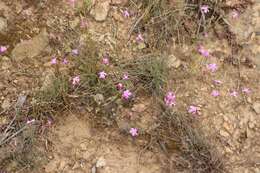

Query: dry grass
[0,96,47,171]
[128,0,252,48]
[153,106,224,173]
[120,54,168,95]
[31,74,70,119]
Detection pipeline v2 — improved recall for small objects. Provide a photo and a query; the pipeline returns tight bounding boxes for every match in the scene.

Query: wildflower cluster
[164,91,176,107]
[42,4,245,140]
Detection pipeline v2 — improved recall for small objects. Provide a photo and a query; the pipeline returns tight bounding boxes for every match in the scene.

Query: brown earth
[0,0,259,173]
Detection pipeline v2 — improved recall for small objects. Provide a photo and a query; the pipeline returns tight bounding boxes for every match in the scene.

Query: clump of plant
[128,0,250,47]
[31,74,69,118]
[120,55,168,95]
[153,107,224,173]
[75,53,168,124]
[73,55,135,125]
[0,125,46,172]
[0,95,47,172]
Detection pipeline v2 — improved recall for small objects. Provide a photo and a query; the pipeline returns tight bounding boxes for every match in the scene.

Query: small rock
[224,146,233,154]
[248,121,255,129]
[111,0,128,5]
[41,70,55,91]
[252,102,260,114]
[223,122,233,134]
[91,165,97,173]
[79,143,88,151]
[1,56,12,70]
[167,54,181,69]
[1,98,11,110]
[254,168,260,173]
[96,157,106,168]
[90,1,110,22]
[137,42,146,50]
[247,97,252,103]
[72,162,81,170]
[0,116,7,126]
[93,94,104,105]
[219,130,229,137]
[0,17,7,34]
[12,28,49,61]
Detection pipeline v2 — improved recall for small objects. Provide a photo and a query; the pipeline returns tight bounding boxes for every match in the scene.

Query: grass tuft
[31,74,69,118]
[129,0,251,47]
[121,55,168,95]
[154,107,224,173]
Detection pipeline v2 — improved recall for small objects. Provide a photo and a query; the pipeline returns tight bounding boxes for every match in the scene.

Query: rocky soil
[0,0,259,173]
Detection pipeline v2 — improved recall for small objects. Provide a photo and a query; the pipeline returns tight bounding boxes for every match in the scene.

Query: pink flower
[0,46,7,53]
[242,87,251,94]
[72,49,79,55]
[122,90,132,100]
[68,0,76,7]
[136,33,144,42]
[164,91,176,107]
[98,71,107,79]
[102,57,109,65]
[123,73,129,80]
[26,119,35,125]
[231,10,239,19]
[230,90,238,97]
[213,80,222,85]
[51,57,57,65]
[116,83,123,90]
[129,128,138,137]
[62,58,68,64]
[123,10,130,18]
[80,19,88,28]
[47,119,53,126]
[188,105,199,115]
[211,90,220,97]
[198,46,210,57]
[207,63,218,72]
[201,5,209,14]
[72,76,80,85]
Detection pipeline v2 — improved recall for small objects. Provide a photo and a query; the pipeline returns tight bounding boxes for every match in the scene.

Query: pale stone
[90,1,110,22]
[12,29,49,61]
